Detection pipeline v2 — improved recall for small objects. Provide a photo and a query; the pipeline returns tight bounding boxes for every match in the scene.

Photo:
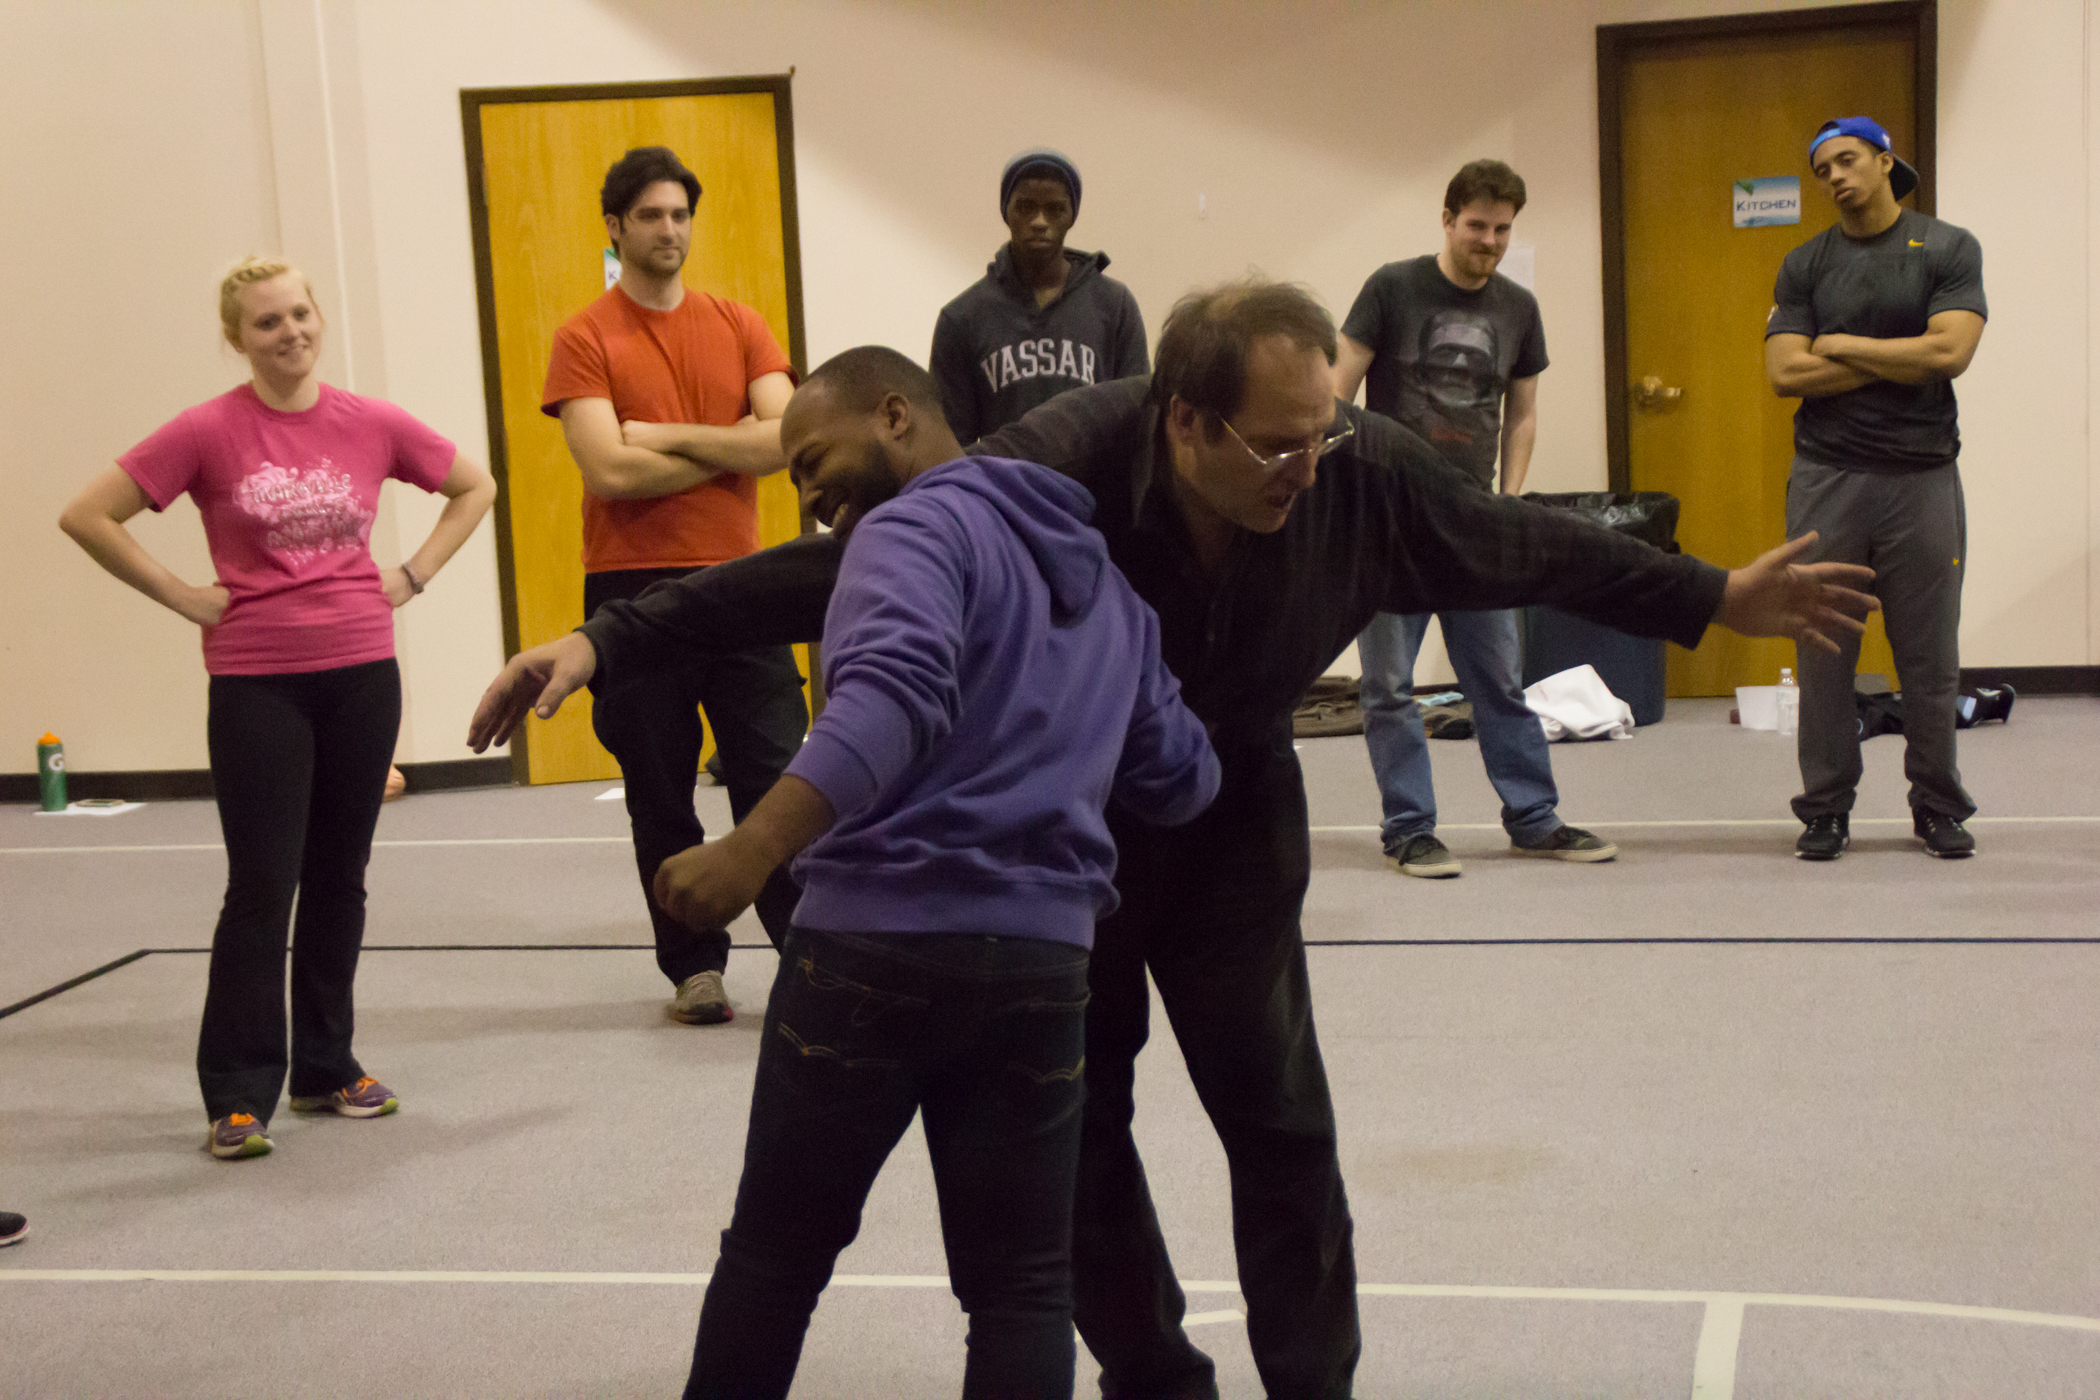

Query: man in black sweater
[472,280,1873,1400]
[929,148,1150,442]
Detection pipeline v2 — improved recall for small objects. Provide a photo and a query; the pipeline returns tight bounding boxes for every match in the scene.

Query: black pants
[585,567,809,983]
[688,926,1091,1400]
[198,658,400,1123]
[1077,740,1360,1400]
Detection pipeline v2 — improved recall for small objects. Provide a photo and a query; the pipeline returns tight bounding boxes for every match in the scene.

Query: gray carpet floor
[3,697,2096,1396]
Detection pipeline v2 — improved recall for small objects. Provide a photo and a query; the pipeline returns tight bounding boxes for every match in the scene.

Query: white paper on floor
[594,787,625,802]
[33,800,145,817]
[1523,665,1635,741]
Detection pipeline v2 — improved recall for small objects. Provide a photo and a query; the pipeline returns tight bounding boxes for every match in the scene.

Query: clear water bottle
[1776,667,1799,737]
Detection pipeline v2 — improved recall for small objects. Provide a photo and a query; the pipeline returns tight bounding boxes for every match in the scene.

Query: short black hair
[1444,159,1526,216]
[1151,278,1337,423]
[805,346,948,423]
[600,146,701,221]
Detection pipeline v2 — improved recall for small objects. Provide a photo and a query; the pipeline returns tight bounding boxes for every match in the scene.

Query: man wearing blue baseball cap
[1764,116,1988,860]
[929,149,1150,443]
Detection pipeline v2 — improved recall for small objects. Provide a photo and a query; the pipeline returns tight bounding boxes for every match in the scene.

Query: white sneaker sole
[1513,844,1619,863]
[1391,856,1462,879]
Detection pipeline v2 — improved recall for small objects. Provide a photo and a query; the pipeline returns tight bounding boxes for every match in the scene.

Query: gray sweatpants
[1784,455,1974,822]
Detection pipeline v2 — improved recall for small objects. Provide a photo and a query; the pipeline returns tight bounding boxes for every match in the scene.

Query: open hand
[467,632,599,751]
[1716,532,1878,653]
[652,836,770,933]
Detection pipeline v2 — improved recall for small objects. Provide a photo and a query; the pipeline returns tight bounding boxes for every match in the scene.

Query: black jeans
[1077,740,1360,1400]
[687,926,1091,1400]
[584,567,808,983]
[198,658,399,1123]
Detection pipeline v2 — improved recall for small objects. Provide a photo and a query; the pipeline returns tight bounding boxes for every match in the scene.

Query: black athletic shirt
[1766,209,1987,473]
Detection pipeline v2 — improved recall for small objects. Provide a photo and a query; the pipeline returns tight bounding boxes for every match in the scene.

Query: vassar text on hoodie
[929,247,1149,445]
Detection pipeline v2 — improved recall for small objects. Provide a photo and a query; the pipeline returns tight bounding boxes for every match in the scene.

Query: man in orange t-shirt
[541,145,807,1027]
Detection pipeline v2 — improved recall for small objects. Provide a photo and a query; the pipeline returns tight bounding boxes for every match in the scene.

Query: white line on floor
[1690,1296,1745,1400]
[7,813,2097,857]
[2,1271,2095,1337]
[1309,816,2100,833]
[0,838,633,855]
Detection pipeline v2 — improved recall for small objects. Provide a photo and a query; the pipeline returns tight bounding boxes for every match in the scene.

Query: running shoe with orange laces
[290,1076,399,1119]
[208,1112,273,1160]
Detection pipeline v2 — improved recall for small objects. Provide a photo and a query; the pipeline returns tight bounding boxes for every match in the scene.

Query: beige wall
[4,0,2090,774]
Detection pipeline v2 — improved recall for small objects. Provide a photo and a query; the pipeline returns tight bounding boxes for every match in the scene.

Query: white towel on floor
[1523,664,1635,742]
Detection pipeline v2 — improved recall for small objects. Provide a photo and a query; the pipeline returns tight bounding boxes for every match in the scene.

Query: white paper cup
[1735,685,1781,730]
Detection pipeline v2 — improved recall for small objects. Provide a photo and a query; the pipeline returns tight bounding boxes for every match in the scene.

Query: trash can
[1517,491,1679,727]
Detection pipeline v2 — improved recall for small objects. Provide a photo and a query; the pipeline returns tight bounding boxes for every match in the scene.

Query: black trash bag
[1520,491,1681,553]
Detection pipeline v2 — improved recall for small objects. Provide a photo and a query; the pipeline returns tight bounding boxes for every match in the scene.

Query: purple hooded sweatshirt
[783,455,1219,948]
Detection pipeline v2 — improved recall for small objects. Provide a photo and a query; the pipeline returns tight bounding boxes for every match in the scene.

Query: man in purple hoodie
[647,346,1220,1400]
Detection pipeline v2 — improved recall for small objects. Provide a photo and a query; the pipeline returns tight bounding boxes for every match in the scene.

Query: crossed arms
[1765,310,1985,398]
[559,369,795,500]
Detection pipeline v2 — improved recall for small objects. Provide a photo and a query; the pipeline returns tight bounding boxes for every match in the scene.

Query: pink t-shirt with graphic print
[119,383,456,676]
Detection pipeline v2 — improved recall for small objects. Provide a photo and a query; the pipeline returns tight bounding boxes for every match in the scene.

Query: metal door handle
[1633,374,1683,409]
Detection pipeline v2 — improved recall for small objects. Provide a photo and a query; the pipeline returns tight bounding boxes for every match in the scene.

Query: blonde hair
[218,256,320,348]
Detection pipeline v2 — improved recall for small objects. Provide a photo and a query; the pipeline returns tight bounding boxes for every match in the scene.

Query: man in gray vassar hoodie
[929,148,1150,442]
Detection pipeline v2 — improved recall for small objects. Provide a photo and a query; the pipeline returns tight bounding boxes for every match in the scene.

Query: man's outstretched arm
[1713,531,1878,653]
[467,530,844,753]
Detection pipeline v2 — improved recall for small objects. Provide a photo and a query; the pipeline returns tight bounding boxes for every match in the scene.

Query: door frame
[1596,2,1937,491]
[459,75,809,782]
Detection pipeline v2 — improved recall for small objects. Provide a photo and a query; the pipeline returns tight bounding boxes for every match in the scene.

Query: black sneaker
[1390,832,1461,879]
[1796,814,1849,860]
[1512,825,1618,863]
[1914,809,1976,858]
[0,1212,26,1247]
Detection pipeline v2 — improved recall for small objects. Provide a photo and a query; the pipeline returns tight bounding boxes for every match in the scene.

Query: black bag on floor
[1854,683,2015,738]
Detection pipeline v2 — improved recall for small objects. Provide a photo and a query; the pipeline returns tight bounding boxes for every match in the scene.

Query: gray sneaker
[1390,833,1462,879]
[207,1113,273,1161]
[671,970,733,1025]
[1513,825,1619,862]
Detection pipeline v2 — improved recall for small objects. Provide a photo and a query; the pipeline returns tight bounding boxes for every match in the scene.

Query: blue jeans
[687,926,1091,1400]
[1356,610,1560,849]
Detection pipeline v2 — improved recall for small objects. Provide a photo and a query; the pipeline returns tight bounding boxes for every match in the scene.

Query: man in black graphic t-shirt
[1335,159,1617,879]
[1765,116,1987,862]
[929,148,1149,442]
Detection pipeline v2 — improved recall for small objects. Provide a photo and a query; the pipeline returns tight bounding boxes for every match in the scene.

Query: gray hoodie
[928,245,1148,444]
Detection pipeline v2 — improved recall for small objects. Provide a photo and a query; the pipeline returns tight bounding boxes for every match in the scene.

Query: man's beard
[832,442,904,541]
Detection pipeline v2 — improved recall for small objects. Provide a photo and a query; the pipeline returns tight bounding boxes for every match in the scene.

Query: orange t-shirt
[542,286,794,572]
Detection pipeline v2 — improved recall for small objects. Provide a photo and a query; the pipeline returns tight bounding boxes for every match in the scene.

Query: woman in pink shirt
[60,258,496,1161]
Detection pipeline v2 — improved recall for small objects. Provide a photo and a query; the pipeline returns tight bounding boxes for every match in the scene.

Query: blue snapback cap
[1809,116,1918,199]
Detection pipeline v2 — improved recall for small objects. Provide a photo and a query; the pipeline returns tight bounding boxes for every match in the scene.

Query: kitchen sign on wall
[1733,177,1800,228]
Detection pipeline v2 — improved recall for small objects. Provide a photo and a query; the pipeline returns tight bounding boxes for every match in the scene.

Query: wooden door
[1603,8,1930,696]
[464,79,811,783]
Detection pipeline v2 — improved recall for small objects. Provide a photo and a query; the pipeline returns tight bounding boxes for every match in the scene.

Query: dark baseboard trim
[395,757,516,793]
[2,756,517,805]
[1960,666,2100,697]
[0,768,215,803]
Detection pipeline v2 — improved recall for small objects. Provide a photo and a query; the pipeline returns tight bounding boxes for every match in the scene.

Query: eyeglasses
[1221,418,1355,478]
